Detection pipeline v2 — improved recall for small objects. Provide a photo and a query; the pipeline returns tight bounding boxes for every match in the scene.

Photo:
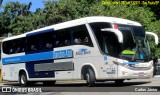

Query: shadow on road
[2,81,153,92]
[3,81,151,87]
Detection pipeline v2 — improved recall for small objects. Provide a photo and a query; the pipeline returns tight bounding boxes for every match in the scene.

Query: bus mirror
[146,32,159,45]
[101,28,123,43]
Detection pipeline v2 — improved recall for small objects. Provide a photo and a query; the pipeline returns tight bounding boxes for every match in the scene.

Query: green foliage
[0,1,33,35]
[147,20,160,59]
[148,20,160,36]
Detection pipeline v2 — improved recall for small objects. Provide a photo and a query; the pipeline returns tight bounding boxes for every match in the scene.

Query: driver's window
[103,37,108,54]
[103,32,120,57]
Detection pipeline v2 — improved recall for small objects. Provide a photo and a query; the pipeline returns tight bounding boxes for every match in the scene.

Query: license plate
[138,72,144,77]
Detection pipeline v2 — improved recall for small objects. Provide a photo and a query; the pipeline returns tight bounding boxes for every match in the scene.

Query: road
[0,76,160,95]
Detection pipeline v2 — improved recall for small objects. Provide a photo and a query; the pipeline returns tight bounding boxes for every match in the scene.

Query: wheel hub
[21,75,26,84]
[86,73,90,83]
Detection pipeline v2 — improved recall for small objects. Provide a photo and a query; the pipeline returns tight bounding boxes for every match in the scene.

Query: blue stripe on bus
[2,49,73,65]
[26,28,54,36]
[123,62,139,65]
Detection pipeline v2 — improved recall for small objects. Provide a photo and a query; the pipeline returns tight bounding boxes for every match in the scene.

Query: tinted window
[54,29,71,47]
[2,25,93,54]
[3,38,25,54]
[72,25,93,47]
[54,25,93,47]
[117,24,145,37]
[89,22,112,53]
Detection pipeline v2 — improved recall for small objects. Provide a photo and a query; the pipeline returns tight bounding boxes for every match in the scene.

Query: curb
[154,75,160,78]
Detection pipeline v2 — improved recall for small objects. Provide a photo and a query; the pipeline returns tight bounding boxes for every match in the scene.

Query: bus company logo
[76,48,91,55]
[2,87,11,92]
[1,87,42,93]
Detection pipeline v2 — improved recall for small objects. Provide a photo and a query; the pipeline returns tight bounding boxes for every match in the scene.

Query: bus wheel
[19,72,29,87]
[85,68,96,87]
[115,79,124,86]
[43,81,56,86]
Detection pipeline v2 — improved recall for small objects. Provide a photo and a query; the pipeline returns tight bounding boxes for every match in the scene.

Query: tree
[0,1,33,36]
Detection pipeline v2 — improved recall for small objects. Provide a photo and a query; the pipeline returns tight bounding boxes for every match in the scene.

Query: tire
[85,68,96,87]
[43,81,56,86]
[115,79,124,86]
[19,72,29,87]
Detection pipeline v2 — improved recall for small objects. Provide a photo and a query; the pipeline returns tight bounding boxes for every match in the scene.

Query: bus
[1,16,159,87]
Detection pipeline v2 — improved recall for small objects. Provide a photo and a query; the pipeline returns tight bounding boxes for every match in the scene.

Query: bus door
[100,29,123,79]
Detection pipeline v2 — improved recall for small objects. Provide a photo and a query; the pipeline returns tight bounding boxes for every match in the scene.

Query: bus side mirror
[146,32,159,45]
[101,28,123,43]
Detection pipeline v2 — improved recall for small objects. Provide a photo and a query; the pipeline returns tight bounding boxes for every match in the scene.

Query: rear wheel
[85,68,96,87]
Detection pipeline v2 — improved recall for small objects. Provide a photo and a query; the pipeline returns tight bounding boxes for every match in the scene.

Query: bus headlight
[113,61,129,68]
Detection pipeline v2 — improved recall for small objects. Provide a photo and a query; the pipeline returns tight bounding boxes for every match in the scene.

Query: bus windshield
[90,22,151,62]
[118,24,151,62]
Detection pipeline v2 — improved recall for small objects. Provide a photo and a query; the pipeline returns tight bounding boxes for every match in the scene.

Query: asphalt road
[0,76,160,95]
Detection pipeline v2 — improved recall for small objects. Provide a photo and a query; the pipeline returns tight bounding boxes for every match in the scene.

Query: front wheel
[85,68,96,87]
[19,72,29,87]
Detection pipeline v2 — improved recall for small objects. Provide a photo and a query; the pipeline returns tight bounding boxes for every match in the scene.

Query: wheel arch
[18,68,29,81]
[81,63,98,80]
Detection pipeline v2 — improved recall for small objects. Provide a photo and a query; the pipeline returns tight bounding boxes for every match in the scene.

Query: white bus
[1,16,158,87]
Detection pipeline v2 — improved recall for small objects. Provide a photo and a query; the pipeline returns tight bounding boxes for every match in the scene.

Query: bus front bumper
[117,66,153,79]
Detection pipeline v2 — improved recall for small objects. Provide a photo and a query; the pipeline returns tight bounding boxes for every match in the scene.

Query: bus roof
[3,16,141,41]
[86,16,141,26]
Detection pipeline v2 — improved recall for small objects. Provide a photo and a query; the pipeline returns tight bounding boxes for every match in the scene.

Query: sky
[2,0,46,12]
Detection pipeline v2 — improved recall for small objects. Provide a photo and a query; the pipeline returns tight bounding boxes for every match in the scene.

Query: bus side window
[26,36,38,52]
[72,25,93,47]
[15,38,25,53]
[54,30,71,47]
[8,41,16,54]
[3,42,9,54]
[31,44,37,50]
[74,38,81,44]
[41,32,53,49]
[45,42,52,48]
[84,37,89,43]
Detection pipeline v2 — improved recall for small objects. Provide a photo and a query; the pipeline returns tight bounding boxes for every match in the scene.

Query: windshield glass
[118,27,135,51]
[90,22,151,62]
[118,24,151,62]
